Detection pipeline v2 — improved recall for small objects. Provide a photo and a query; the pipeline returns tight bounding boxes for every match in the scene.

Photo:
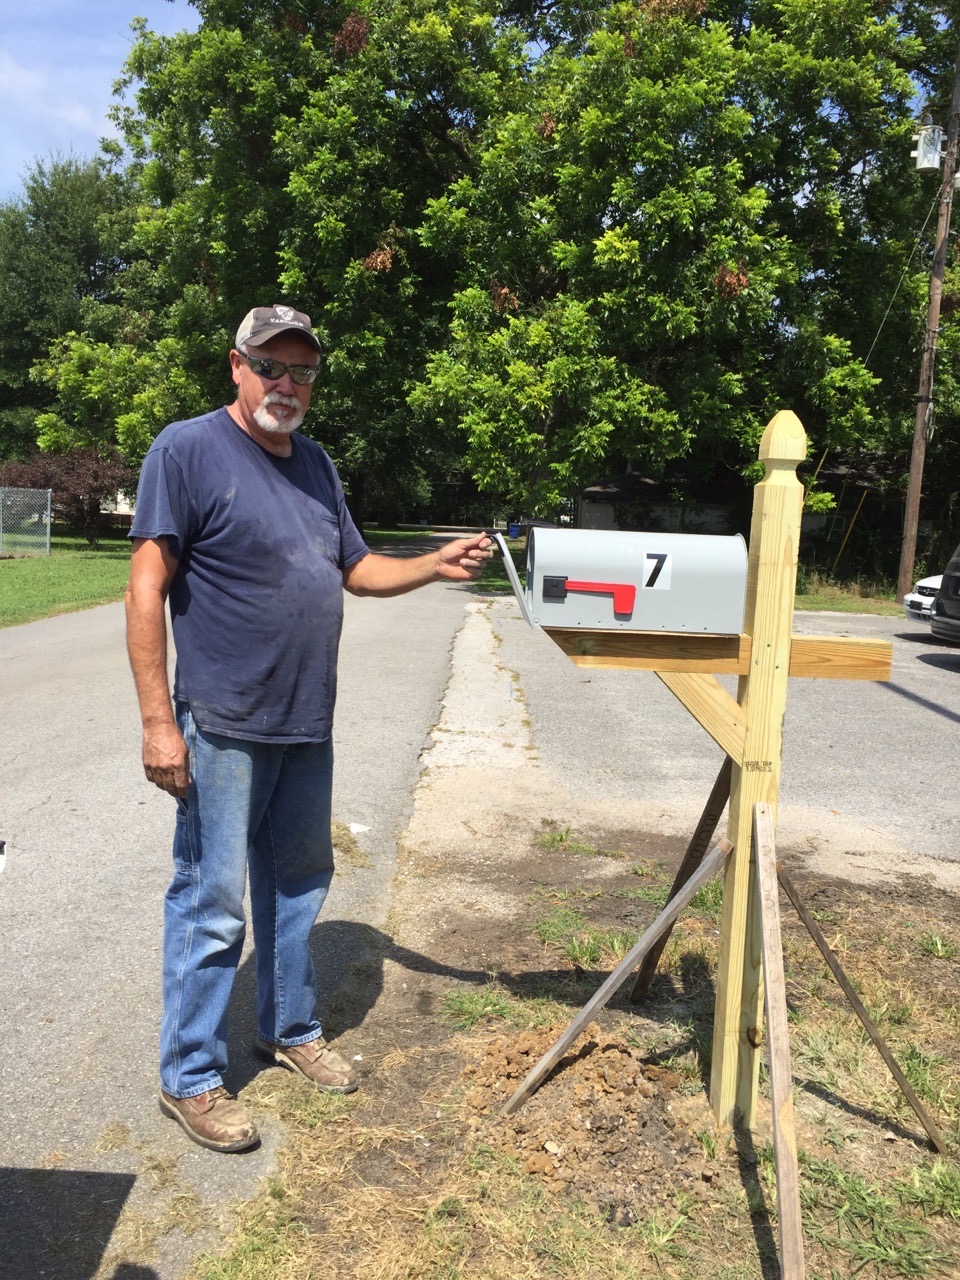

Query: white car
[903,573,943,622]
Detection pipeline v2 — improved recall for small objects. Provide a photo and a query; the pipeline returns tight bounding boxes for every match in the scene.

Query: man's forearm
[342,549,442,597]
[343,534,492,596]
[125,585,177,728]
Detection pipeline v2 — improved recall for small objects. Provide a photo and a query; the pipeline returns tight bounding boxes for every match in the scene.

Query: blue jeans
[160,705,335,1099]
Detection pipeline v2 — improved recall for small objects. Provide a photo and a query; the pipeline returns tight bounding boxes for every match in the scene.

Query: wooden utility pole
[897,43,960,603]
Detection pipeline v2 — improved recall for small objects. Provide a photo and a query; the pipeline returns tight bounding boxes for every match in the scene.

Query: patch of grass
[563,935,602,968]
[895,1158,960,1222]
[690,876,724,920]
[528,885,574,904]
[634,1211,688,1264]
[442,983,517,1028]
[534,822,626,860]
[190,1200,305,1279]
[141,1152,179,1191]
[596,929,639,962]
[472,541,525,595]
[442,981,568,1031]
[95,1121,132,1152]
[533,905,585,946]
[245,1070,355,1132]
[795,569,901,616]
[536,824,597,856]
[361,527,445,543]
[801,1155,952,1275]
[528,885,606,907]
[0,530,130,627]
[619,881,669,906]
[901,1044,954,1113]
[793,1023,868,1092]
[919,931,958,959]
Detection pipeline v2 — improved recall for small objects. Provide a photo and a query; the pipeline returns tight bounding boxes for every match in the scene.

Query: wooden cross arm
[544,629,892,682]
[788,635,892,681]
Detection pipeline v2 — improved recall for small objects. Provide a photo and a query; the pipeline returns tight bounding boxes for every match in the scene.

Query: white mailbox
[495,528,748,634]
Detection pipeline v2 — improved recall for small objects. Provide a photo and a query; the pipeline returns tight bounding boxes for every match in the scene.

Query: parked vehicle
[903,573,942,622]
[931,542,960,645]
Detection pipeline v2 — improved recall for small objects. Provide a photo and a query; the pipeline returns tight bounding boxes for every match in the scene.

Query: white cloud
[0,0,200,201]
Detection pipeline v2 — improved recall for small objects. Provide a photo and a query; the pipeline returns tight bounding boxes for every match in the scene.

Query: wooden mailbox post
[520,410,893,1133]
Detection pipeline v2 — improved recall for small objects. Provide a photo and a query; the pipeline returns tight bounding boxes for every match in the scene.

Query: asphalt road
[494,603,960,866]
[1,579,957,1280]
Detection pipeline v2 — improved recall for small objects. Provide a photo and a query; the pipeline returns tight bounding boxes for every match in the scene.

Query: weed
[901,1044,953,1112]
[801,1155,952,1275]
[528,885,574,904]
[536,823,596,855]
[868,997,915,1029]
[896,1158,960,1221]
[564,935,602,968]
[535,823,625,859]
[634,1211,688,1263]
[533,905,585,946]
[919,931,958,959]
[690,876,724,920]
[696,1129,718,1160]
[597,929,639,962]
[442,983,516,1028]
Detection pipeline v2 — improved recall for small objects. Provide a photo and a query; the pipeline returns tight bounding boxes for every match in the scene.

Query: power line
[863,192,940,370]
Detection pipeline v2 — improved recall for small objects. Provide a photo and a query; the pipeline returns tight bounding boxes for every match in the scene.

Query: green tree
[414,1,946,514]
[0,155,133,460]
[36,2,535,513]
[0,447,135,547]
[31,1,960,538]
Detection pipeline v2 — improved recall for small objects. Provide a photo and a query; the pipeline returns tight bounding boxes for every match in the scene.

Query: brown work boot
[159,1086,259,1152]
[256,1035,358,1093]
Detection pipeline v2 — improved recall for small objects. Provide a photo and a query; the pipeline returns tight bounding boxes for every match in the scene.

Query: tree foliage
[5,1,960,535]
[0,155,133,460]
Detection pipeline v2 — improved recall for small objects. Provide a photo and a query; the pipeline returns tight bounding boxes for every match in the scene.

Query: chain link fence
[0,488,52,557]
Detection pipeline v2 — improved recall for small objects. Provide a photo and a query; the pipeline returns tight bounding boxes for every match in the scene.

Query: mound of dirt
[462,1023,724,1225]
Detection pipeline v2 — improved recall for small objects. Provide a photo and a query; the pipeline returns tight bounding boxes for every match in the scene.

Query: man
[126,304,492,1153]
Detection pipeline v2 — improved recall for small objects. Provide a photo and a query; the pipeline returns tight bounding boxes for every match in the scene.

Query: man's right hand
[142,722,191,797]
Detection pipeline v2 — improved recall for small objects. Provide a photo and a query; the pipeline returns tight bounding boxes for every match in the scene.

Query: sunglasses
[238,353,319,385]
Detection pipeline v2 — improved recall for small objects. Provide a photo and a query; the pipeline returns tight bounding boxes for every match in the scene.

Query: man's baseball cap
[235,305,322,354]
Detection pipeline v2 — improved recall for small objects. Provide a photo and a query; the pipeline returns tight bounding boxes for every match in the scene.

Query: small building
[577,473,743,535]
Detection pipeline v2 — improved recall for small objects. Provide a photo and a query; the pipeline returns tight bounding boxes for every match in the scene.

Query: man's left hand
[435,533,495,582]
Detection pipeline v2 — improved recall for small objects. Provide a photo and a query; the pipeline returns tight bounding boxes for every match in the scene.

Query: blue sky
[0,0,201,202]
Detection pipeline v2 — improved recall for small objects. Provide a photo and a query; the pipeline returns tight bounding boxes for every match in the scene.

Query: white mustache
[264,392,300,409]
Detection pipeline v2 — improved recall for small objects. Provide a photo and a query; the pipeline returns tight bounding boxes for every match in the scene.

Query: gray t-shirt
[130,407,368,743]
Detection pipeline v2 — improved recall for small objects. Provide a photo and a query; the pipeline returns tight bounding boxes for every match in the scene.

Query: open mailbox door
[494,528,748,635]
